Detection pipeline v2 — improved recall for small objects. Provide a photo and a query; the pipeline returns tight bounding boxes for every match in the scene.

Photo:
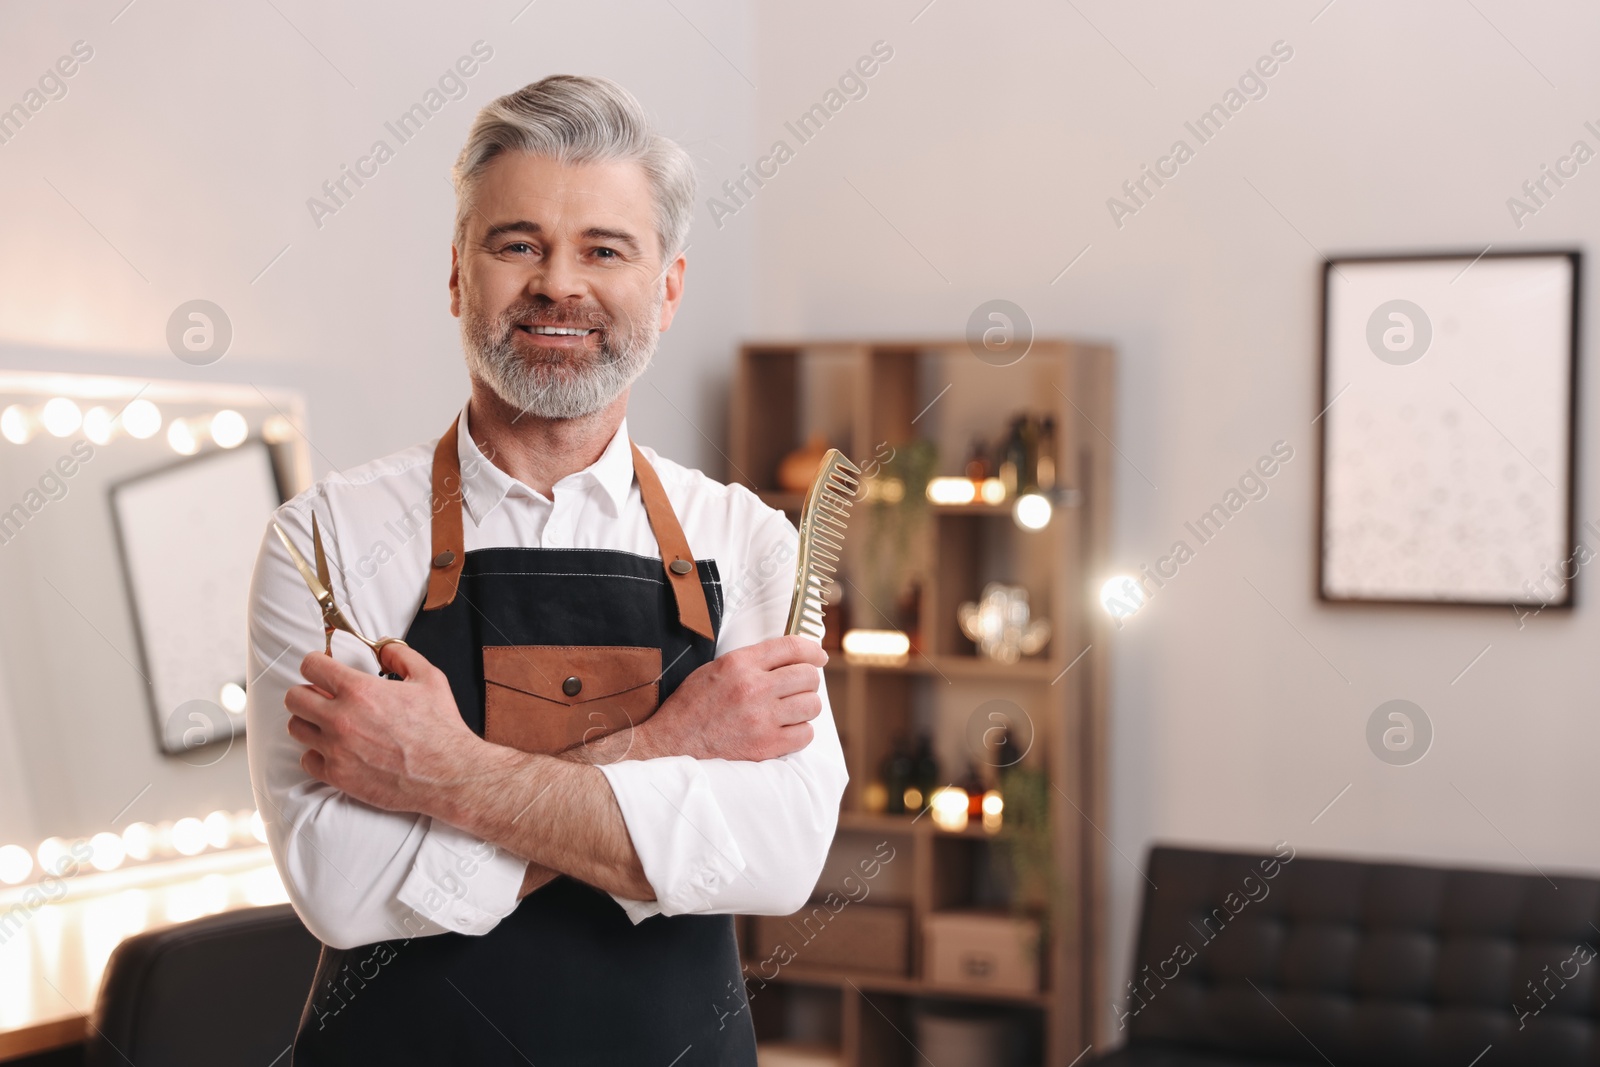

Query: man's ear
[448,244,462,318]
[657,252,686,332]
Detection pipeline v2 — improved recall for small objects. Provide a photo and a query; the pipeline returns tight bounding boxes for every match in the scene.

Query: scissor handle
[372,636,409,680]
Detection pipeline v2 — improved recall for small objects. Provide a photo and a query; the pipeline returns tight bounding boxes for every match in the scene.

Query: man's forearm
[512,732,658,898]
[437,743,654,901]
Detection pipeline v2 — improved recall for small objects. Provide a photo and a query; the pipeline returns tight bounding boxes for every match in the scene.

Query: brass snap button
[562,676,582,697]
[432,551,457,569]
[669,559,693,575]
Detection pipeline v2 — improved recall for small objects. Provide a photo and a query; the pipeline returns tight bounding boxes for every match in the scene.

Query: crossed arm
[284,635,830,903]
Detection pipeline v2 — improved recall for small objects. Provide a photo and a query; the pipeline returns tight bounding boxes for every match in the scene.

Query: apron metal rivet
[562,676,582,697]
[669,559,692,575]
[432,551,456,569]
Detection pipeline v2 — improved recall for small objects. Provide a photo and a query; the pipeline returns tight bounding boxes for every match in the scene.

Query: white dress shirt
[244,401,847,951]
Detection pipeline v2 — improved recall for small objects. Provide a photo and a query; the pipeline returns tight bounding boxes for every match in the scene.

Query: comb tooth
[826,474,859,494]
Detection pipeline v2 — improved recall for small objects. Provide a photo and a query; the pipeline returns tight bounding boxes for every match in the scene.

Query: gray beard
[460,293,659,420]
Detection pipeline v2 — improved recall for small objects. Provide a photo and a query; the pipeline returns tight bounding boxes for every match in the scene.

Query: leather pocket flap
[483,645,661,755]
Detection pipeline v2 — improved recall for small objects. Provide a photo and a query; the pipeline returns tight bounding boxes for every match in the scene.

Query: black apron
[293,416,758,1066]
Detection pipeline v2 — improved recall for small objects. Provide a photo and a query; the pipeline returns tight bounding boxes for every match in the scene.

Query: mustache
[499,302,609,330]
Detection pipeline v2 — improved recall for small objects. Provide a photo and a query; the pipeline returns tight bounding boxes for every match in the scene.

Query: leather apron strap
[423,414,715,641]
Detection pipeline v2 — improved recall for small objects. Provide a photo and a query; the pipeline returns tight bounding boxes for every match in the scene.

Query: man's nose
[529,248,586,303]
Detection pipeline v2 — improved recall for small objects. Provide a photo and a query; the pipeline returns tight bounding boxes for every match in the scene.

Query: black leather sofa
[1091,844,1600,1067]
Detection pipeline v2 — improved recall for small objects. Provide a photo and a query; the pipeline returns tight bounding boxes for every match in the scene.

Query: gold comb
[785,449,863,641]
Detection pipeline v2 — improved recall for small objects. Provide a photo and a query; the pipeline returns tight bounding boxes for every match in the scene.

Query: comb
[785,449,863,641]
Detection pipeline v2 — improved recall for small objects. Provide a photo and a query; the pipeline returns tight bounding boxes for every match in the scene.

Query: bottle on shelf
[1018,413,1040,491]
[911,733,940,812]
[960,761,989,818]
[882,735,914,815]
[964,437,991,481]
[1036,414,1057,491]
[998,415,1026,495]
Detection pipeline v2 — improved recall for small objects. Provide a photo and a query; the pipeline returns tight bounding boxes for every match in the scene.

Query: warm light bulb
[981,789,1004,833]
[930,787,971,832]
[978,477,1006,505]
[1013,492,1052,530]
[171,817,207,856]
[168,419,199,455]
[0,844,33,885]
[203,810,233,850]
[1,405,32,444]
[40,398,81,437]
[83,406,114,445]
[209,409,248,449]
[122,822,155,862]
[248,810,267,844]
[1099,576,1146,620]
[262,415,294,443]
[841,629,911,665]
[219,682,247,714]
[90,831,126,872]
[926,477,977,506]
[36,836,68,876]
[902,786,923,812]
[121,399,161,440]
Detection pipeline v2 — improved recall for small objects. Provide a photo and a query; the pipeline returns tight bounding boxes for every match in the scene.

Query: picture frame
[110,440,287,757]
[1317,250,1581,607]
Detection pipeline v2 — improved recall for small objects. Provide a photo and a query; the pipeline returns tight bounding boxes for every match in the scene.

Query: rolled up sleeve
[245,502,527,950]
[600,507,849,921]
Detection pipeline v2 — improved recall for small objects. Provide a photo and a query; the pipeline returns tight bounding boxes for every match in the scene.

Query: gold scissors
[273,512,408,675]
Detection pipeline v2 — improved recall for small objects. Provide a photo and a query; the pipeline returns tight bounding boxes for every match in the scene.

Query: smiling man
[244,75,847,1066]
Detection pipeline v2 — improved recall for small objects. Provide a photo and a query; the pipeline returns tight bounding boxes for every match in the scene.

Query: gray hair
[450,74,696,263]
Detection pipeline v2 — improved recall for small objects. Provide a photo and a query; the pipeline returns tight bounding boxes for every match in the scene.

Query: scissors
[273,512,408,678]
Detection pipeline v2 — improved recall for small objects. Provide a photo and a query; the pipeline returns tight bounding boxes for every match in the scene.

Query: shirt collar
[455,401,635,525]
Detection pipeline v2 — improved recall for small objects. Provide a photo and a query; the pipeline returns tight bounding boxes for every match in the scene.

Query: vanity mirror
[0,371,310,847]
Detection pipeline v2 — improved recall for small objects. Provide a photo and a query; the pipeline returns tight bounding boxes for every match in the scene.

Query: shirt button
[454,915,470,928]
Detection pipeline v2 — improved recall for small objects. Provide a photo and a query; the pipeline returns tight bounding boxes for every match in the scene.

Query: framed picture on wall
[1318,250,1580,607]
[111,440,287,756]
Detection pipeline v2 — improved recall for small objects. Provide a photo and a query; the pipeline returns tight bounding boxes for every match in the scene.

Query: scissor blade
[273,520,333,605]
[312,512,334,595]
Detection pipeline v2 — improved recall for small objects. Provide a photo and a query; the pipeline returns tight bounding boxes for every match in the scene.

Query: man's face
[450,152,685,419]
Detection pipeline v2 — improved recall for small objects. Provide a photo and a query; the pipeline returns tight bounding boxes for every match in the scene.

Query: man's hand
[630,635,827,762]
[285,642,487,816]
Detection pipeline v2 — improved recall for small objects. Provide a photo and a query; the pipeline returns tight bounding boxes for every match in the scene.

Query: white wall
[746,0,1600,1037]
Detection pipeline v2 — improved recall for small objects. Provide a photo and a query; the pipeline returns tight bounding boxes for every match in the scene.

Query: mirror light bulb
[171,817,206,856]
[89,831,126,872]
[40,398,81,437]
[1,405,32,444]
[83,406,114,445]
[167,418,198,455]
[121,399,161,440]
[210,409,248,449]
[0,844,33,884]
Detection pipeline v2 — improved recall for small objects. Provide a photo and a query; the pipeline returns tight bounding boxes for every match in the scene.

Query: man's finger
[286,714,323,747]
[768,663,824,699]
[284,683,338,725]
[299,650,362,694]
[746,634,829,671]
[377,640,427,680]
[775,691,822,726]
[775,720,815,754]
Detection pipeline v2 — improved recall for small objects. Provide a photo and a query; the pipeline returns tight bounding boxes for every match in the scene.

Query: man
[245,74,847,1065]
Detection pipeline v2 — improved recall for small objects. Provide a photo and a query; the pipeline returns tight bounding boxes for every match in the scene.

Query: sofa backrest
[1123,844,1600,1066]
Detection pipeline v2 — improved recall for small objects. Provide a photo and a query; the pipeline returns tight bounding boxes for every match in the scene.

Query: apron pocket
[482,645,662,755]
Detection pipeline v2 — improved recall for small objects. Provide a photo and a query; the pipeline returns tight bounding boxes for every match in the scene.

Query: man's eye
[501,242,534,255]
[594,248,617,259]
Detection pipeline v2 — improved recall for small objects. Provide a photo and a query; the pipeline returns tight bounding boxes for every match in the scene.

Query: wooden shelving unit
[728,339,1115,1064]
